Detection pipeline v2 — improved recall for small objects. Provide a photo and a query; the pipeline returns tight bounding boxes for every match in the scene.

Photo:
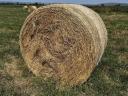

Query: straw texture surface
[20,4,107,87]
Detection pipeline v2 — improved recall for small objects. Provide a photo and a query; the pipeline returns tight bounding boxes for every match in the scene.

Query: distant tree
[34,2,38,6]
[16,2,19,5]
[113,4,120,12]
[116,4,120,7]
[101,4,105,7]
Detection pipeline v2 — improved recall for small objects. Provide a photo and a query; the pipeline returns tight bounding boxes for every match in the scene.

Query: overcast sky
[0,0,128,4]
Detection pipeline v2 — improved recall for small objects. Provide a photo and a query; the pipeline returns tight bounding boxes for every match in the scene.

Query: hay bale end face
[20,4,107,87]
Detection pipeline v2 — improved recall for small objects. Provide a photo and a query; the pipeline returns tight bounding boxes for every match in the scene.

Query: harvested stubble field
[0,5,128,96]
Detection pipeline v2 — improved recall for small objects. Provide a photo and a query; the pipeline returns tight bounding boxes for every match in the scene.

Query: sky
[0,0,128,4]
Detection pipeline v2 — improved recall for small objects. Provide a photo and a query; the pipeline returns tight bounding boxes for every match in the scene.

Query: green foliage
[89,6,128,13]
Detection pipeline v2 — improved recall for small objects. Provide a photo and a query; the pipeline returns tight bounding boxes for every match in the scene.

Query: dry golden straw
[23,5,37,13]
[20,4,107,87]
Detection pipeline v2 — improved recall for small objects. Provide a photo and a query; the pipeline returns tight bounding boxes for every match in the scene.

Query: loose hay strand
[20,4,107,87]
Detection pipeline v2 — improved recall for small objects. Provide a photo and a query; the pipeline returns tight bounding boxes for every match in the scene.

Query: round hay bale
[20,4,107,87]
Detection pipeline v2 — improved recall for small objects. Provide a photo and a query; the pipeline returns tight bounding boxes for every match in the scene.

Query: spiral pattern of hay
[20,4,107,87]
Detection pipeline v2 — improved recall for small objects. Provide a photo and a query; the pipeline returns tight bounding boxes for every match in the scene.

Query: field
[0,5,128,96]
